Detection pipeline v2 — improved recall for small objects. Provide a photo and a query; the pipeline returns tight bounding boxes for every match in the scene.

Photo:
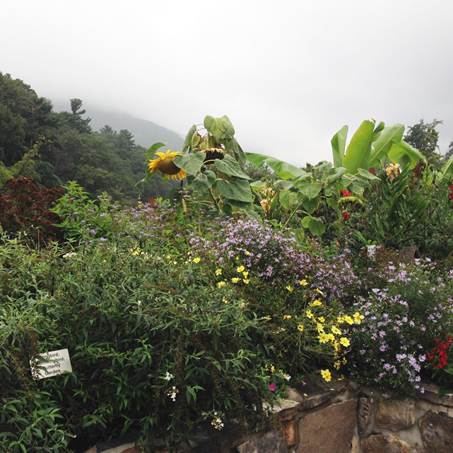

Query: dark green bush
[0,236,276,451]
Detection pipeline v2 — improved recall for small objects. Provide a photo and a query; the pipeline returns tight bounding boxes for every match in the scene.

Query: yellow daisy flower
[320,369,332,382]
[286,285,294,293]
[215,268,223,276]
[340,337,350,347]
[299,278,309,287]
[310,299,323,307]
[231,277,240,284]
[217,281,226,288]
[297,324,304,332]
[236,265,245,273]
[192,257,201,263]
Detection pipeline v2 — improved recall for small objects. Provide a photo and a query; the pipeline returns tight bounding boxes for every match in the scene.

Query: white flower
[210,412,224,430]
[163,371,174,381]
[63,252,77,259]
[166,386,179,402]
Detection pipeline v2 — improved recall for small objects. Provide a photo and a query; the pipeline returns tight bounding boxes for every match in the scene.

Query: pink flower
[268,382,277,392]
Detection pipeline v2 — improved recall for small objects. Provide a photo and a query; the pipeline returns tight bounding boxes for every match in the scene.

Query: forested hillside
[0,72,175,201]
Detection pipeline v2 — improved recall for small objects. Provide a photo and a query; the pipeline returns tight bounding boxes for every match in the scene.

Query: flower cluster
[190,218,357,300]
[348,284,452,393]
[428,336,452,369]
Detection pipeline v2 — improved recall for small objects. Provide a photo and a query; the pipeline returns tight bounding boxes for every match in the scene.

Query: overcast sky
[1,0,452,164]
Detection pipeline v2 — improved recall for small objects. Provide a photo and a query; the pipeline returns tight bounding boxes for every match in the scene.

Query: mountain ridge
[53,100,184,149]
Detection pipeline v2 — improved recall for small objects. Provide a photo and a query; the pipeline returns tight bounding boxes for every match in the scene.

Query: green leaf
[204,115,235,141]
[326,167,347,184]
[369,124,405,165]
[342,120,375,173]
[301,216,325,236]
[215,178,254,203]
[214,154,250,179]
[356,168,380,181]
[145,142,166,159]
[331,125,348,167]
[388,140,426,169]
[438,156,453,182]
[297,181,322,199]
[182,125,197,151]
[245,153,307,179]
[173,152,205,175]
[303,197,318,214]
[279,190,299,210]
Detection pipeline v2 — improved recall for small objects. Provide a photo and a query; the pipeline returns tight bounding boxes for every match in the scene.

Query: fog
[1,0,452,164]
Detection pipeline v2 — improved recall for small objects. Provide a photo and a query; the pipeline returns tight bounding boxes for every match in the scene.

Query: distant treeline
[0,72,174,201]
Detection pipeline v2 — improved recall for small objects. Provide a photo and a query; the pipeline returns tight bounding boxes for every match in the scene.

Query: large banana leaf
[342,120,375,173]
[387,141,426,169]
[246,152,307,179]
[369,124,405,166]
[438,156,453,182]
[331,125,348,167]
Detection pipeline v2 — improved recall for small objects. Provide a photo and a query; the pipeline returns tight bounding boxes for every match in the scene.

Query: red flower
[340,189,352,198]
[342,211,350,221]
[428,336,452,369]
[268,382,277,392]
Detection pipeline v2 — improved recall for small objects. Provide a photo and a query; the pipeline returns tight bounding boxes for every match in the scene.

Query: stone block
[361,433,411,453]
[237,430,288,453]
[297,399,357,453]
[419,411,453,453]
[375,399,416,431]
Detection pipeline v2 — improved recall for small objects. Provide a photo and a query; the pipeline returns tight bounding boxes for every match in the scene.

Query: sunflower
[202,147,225,162]
[148,150,186,180]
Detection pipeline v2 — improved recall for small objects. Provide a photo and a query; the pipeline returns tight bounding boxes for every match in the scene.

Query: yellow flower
[334,361,341,370]
[192,257,201,264]
[244,251,251,256]
[297,323,304,332]
[222,297,229,304]
[242,271,249,278]
[320,369,332,382]
[317,316,325,323]
[331,325,342,335]
[353,312,364,324]
[231,277,240,284]
[148,150,186,180]
[316,323,325,334]
[260,199,271,214]
[306,309,314,319]
[215,268,223,276]
[344,316,354,325]
[217,281,226,288]
[283,314,292,320]
[130,247,141,256]
[286,285,294,293]
[310,299,323,307]
[340,337,350,347]
[243,278,250,285]
[319,332,331,343]
[299,278,309,287]
[236,265,245,273]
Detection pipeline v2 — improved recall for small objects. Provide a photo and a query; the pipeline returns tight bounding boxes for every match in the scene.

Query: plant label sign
[30,348,72,380]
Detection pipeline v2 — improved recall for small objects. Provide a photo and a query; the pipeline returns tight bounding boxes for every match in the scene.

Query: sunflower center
[157,158,181,175]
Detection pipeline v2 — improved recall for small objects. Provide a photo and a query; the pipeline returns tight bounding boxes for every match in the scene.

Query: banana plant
[331,120,426,173]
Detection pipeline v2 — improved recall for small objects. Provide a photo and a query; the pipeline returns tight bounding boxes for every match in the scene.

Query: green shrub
[0,236,277,451]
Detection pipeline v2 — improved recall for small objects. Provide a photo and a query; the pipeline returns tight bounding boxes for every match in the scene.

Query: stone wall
[85,382,453,453]
[237,382,453,453]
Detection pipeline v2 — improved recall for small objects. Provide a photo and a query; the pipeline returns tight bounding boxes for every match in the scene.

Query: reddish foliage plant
[0,177,64,244]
